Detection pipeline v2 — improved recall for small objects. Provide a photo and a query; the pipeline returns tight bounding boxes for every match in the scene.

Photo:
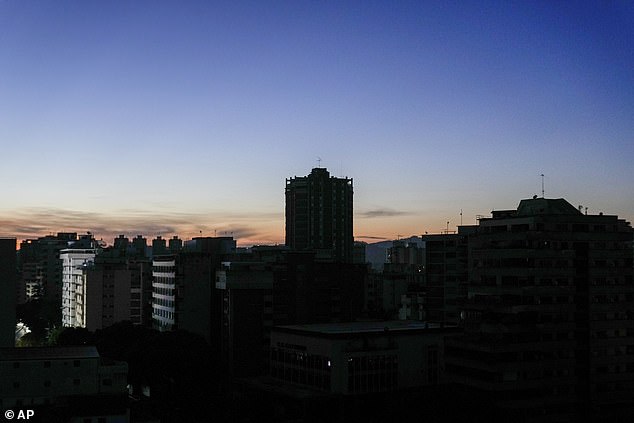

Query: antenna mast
[541,173,545,198]
[317,157,322,168]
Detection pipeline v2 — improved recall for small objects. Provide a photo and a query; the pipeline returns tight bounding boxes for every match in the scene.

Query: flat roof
[273,320,458,338]
[0,346,100,361]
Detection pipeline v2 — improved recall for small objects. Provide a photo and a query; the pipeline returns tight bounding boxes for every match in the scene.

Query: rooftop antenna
[460,209,463,226]
[317,157,322,168]
[541,173,545,198]
[446,221,450,234]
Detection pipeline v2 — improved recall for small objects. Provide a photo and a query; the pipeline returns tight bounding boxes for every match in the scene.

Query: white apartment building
[152,256,177,331]
[61,249,96,327]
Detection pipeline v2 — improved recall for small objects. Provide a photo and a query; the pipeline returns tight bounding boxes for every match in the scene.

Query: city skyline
[1,1,633,245]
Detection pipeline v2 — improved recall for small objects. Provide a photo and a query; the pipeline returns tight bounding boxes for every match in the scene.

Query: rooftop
[274,320,457,337]
[0,346,100,361]
[516,198,582,216]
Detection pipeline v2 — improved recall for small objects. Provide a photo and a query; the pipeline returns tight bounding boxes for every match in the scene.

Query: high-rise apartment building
[18,233,77,325]
[152,255,177,332]
[151,236,236,340]
[0,238,16,347]
[60,247,97,327]
[422,226,475,325]
[285,167,353,262]
[60,234,100,327]
[445,198,634,423]
[77,249,152,331]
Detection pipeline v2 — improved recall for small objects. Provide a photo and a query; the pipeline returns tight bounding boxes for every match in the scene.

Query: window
[44,361,51,368]
[74,360,81,367]
[13,362,20,369]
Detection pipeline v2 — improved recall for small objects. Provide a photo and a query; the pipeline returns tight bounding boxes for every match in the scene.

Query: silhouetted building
[0,346,128,420]
[22,261,44,302]
[364,269,384,317]
[214,249,365,379]
[270,321,457,394]
[18,233,78,325]
[273,251,365,326]
[387,238,424,266]
[78,249,152,331]
[151,236,236,342]
[422,226,475,325]
[353,241,367,264]
[168,236,182,253]
[364,240,426,319]
[131,235,148,258]
[285,168,353,262]
[216,261,274,377]
[151,236,167,256]
[446,198,634,423]
[113,234,129,252]
[0,238,16,348]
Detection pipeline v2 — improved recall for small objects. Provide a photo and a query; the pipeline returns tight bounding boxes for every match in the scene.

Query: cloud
[0,207,277,245]
[357,208,410,218]
[355,235,389,240]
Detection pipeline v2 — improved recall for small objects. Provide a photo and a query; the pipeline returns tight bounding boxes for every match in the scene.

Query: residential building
[0,346,128,421]
[273,251,365,326]
[60,238,98,328]
[151,236,236,341]
[0,238,16,347]
[216,261,274,377]
[285,167,353,262]
[387,238,424,266]
[422,226,475,325]
[168,236,182,253]
[270,320,457,394]
[18,233,77,325]
[77,250,152,331]
[353,241,367,264]
[151,236,167,256]
[445,197,634,422]
[151,255,177,332]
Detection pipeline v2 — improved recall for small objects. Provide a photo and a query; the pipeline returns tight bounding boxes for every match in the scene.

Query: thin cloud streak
[357,208,411,218]
[0,207,280,245]
[355,235,389,240]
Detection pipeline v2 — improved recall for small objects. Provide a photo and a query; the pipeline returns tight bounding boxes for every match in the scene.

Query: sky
[1,0,633,246]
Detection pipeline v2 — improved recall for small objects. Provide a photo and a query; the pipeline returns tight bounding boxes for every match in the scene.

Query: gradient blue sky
[1,1,633,245]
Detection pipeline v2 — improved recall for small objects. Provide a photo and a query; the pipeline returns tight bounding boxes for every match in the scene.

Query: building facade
[0,346,128,420]
[151,255,177,331]
[61,248,97,328]
[0,238,17,347]
[270,321,456,395]
[285,168,353,262]
[422,226,475,325]
[445,198,634,422]
[216,261,274,377]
